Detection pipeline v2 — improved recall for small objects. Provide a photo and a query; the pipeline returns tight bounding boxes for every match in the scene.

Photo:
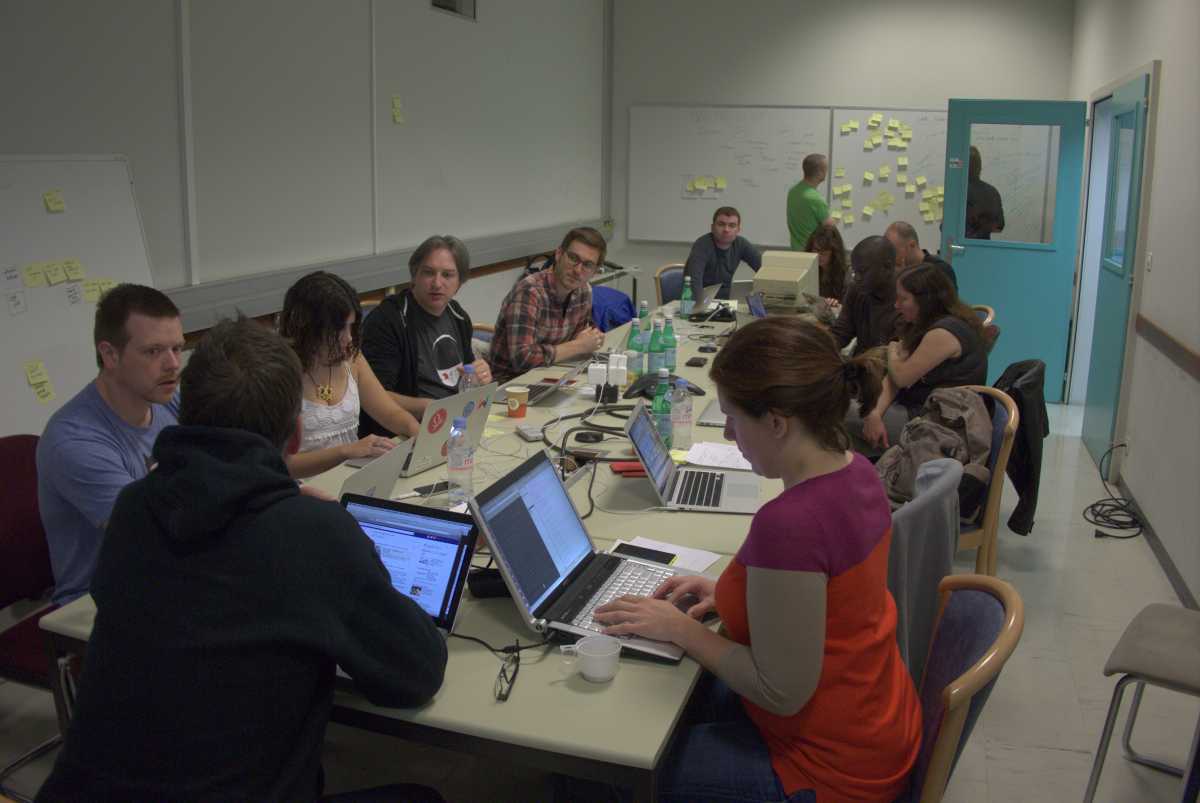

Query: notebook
[470,451,688,661]
[340,494,479,634]
[625,401,761,514]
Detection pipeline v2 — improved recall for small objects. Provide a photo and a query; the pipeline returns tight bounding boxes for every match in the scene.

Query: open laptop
[524,360,587,406]
[625,401,761,514]
[735,290,769,329]
[339,435,416,499]
[346,382,497,476]
[470,451,687,661]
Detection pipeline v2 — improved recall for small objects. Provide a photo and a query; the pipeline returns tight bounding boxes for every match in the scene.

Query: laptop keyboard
[571,561,675,634]
[677,470,723,508]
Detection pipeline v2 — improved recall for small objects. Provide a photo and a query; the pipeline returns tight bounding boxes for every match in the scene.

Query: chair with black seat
[0,435,61,802]
[654,263,685,306]
[957,386,1018,576]
[900,574,1024,803]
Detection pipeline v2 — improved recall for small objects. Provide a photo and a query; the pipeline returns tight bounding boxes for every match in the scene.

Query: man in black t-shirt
[360,235,492,436]
[885,221,958,291]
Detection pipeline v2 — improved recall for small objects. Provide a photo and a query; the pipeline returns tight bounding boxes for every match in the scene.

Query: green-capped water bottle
[626,324,644,385]
[647,317,665,376]
[679,277,695,316]
[651,368,673,448]
[662,313,678,372]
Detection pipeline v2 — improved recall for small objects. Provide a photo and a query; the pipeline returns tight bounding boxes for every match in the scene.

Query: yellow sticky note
[840,124,851,135]
[832,185,843,197]
[863,140,875,151]
[867,118,880,129]
[390,95,403,109]
[878,165,891,179]
[843,213,855,225]
[916,176,927,187]
[935,185,945,196]
[848,120,859,130]
[862,205,875,218]
[906,183,917,195]
[22,263,48,288]
[62,259,85,281]
[834,167,845,178]
[874,135,885,146]
[842,198,853,209]
[863,171,875,183]
[391,108,405,124]
[923,212,935,223]
[869,113,883,123]
[897,156,909,168]
[43,190,65,213]
[715,176,727,190]
[919,201,931,212]
[32,380,56,404]
[923,190,937,200]
[83,280,104,303]
[902,130,913,140]
[669,449,688,464]
[99,279,118,293]
[685,180,696,192]
[888,118,901,128]
[896,173,907,185]
[830,211,842,222]
[695,176,710,189]
[24,360,49,385]
[43,262,68,285]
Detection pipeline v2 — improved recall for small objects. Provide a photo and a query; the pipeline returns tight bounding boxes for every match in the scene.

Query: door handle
[949,244,966,255]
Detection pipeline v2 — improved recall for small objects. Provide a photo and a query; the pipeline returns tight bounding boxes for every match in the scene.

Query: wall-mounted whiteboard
[829,108,948,251]
[0,155,154,436]
[628,105,832,246]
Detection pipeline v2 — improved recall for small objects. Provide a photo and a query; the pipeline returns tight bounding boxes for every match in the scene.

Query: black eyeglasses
[562,250,599,273]
[494,648,520,702]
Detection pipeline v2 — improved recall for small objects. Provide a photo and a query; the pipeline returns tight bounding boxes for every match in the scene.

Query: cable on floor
[1083,444,1144,540]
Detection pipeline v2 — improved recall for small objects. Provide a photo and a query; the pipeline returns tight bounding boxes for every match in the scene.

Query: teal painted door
[942,100,1086,402]
[1082,76,1149,475]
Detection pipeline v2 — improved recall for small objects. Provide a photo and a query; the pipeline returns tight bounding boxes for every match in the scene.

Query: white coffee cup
[560,634,621,683]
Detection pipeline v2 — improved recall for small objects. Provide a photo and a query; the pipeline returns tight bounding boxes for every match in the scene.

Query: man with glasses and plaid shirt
[490,226,608,383]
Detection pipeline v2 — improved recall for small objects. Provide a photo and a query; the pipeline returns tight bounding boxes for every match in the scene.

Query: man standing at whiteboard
[683,206,763,300]
[37,284,184,605]
[786,153,835,250]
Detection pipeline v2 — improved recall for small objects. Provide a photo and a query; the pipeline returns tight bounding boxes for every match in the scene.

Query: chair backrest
[908,575,1024,803]
[963,385,1018,575]
[890,459,962,685]
[655,263,685,306]
[0,435,53,607]
[971,304,995,326]
[590,285,635,332]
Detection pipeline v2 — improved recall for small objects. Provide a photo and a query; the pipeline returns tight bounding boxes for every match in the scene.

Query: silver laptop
[339,435,416,499]
[696,398,726,428]
[470,451,688,661]
[524,361,586,406]
[625,402,761,514]
[346,382,497,477]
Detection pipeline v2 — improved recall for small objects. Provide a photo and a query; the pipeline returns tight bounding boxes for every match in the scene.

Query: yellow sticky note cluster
[25,360,56,404]
[43,190,65,213]
[391,95,405,125]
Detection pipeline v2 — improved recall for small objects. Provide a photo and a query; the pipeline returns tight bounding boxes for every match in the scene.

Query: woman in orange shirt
[597,317,921,802]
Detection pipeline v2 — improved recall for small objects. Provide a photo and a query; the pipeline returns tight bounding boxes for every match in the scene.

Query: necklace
[310,364,334,403]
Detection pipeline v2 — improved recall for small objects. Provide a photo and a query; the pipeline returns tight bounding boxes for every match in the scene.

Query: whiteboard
[968,124,1057,244]
[628,105,832,246]
[829,108,947,252]
[0,155,154,436]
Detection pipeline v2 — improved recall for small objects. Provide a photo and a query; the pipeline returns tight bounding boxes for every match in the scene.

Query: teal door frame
[1074,62,1160,481]
[942,100,1087,402]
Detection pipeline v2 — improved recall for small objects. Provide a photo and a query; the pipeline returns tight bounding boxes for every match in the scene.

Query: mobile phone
[685,356,708,367]
[612,542,676,566]
[412,480,450,496]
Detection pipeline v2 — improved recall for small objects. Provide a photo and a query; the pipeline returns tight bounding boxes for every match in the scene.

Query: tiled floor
[2,404,1195,801]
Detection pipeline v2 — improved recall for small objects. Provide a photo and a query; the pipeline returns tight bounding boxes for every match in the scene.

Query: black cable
[448,633,554,656]
[537,404,636,460]
[579,453,601,520]
[1084,444,1144,540]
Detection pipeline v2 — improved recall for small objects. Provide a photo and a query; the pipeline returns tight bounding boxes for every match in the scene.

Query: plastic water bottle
[679,277,694,317]
[447,416,474,507]
[670,379,693,451]
[662,314,678,372]
[626,327,644,385]
[457,363,477,394]
[651,368,673,448]
[647,317,665,376]
[637,300,650,336]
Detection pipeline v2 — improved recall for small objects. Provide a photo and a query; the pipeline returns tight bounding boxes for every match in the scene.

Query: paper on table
[685,442,752,472]
[620,537,721,574]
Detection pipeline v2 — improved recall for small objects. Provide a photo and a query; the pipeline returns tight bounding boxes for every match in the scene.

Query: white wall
[1070,0,1200,596]
[609,0,1077,253]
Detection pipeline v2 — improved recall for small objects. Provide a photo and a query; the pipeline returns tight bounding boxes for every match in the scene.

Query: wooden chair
[654,263,685,307]
[957,386,1019,576]
[905,574,1025,802]
[971,305,995,326]
[0,435,62,802]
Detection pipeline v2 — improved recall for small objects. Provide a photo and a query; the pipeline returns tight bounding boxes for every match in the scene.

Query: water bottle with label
[446,416,474,507]
[457,363,477,394]
[670,379,693,451]
[651,368,673,448]
[679,277,694,317]
[647,317,665,376]
[662,314,678,372]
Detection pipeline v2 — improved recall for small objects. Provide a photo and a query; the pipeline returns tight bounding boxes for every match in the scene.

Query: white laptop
[470,451,689,661]
[339,435,416,499]
[625,401,761,514]
[346,382,497,477]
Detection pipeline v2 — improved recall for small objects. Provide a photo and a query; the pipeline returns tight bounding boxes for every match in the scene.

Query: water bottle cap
[453,416,468,428]
[658,368,669,377]
[675,378,688,388]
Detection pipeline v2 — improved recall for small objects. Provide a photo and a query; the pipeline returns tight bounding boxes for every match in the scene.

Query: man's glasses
[562,250,599,273]
[494,648,520,702]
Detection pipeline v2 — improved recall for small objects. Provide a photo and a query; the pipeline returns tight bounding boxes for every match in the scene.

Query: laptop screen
[473,452,592,614]
[746,291,767,318]
[628,403,674,500]
[343,497,477,629]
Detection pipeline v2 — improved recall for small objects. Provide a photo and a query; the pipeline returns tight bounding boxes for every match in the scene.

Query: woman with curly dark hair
[804,223,848,302]
[278,271,419,479]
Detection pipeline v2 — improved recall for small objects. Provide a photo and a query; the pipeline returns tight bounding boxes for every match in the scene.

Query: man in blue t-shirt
[37,284,184,605]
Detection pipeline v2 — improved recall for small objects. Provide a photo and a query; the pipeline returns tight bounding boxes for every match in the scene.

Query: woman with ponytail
[595,317,921,803]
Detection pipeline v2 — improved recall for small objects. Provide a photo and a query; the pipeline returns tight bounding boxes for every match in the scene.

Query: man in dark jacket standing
[37,318,447,803]
[360,234,492,435]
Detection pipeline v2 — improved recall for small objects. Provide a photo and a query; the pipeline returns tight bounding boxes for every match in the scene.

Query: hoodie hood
[144,425,300,546]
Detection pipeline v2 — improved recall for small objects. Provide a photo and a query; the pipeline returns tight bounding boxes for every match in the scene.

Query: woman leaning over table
[277,271,420,479]
[595,317,921,803]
